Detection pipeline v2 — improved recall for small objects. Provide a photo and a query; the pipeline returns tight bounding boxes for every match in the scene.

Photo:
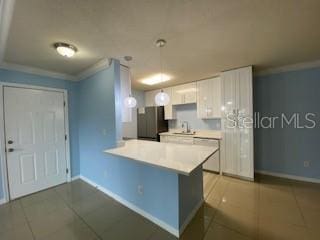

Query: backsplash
[168,104,221,130]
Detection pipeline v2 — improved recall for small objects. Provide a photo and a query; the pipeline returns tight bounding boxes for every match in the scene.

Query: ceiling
[3,0,320,90]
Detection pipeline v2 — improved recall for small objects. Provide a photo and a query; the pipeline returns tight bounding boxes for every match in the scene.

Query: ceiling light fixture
[141,73,171,85]
[123,56,137,108]
[54,42,77,58]
[154,39,170,106]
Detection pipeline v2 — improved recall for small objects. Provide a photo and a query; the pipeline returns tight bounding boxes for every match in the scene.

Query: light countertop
[159,130,222,140]
[104,139,218,175]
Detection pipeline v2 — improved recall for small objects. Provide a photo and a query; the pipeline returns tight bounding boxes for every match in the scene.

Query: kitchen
[121,64,253,180]
[0,1,319,240]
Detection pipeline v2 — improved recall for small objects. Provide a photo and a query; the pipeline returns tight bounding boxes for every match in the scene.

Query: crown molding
[0,0,15,62]
[256,59,320,76]
[0,61,77,81]
[76,58,112,80]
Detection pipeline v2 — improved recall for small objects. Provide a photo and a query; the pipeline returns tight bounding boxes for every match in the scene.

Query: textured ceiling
[4,0,320,89]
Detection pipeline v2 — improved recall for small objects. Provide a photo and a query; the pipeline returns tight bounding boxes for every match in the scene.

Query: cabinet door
[172,85,184,105]
[196,79,209,118]
[221,70,238,175]
[183,82,197,104]
[163,87,176,120]
[211,77,221,118]
[237,66,254,179]
[120,66,132,122]
[197,78,221,119]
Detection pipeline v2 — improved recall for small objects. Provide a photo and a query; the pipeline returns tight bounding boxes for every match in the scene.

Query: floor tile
[0,223,34,240]
[82,201,131,234]
[20,188,59,208]
[39,218,98,240]
[100,213,156,240]
[204,223,251,240]
[222,181,259,213]
[259,218,309,240]
[23,196,68,222]
[29,205,79,239]
[213,201,258,238]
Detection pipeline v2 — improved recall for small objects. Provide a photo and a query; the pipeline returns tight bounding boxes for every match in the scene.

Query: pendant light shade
[155,90,170,106]
[123,56,137,108]
[124,94,137,108]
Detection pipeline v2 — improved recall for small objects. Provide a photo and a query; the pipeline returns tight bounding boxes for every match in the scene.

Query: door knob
[7,148,14,152]
[8,140,13,144]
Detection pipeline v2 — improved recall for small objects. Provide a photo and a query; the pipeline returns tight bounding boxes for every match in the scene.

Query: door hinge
[64,101,66,107]
[66,168,69,174]
[65,134,67,141]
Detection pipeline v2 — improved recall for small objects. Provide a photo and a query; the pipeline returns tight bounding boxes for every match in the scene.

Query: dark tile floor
[0,173,319,240]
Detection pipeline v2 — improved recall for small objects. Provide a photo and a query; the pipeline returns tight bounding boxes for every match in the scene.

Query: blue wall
[0,69,80,200]
[254,67,320,179]
[168,104,221,130]
[78,60,179,229]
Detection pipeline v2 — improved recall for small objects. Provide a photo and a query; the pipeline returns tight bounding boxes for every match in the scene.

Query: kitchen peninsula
[104,139,218,237]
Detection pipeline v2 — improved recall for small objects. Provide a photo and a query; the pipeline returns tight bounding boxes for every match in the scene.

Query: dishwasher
[194,138,220,172]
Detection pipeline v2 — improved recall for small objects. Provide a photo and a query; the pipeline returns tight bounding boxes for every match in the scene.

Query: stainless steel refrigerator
[137,106,168,141]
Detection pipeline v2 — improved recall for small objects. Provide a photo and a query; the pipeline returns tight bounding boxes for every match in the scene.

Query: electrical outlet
[137,185,144,195]
[304,161,310,168]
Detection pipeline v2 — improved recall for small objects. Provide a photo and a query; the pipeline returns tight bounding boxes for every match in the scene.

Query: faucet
[182,121,190,133]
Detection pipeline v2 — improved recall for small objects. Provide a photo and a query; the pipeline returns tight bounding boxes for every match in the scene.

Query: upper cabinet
[120,66,132,122]
[163,87,176,120]
[197,77,221,119]
[172,82,197,105]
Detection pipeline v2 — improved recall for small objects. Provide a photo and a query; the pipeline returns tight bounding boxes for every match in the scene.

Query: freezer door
[137,108,147,138]
[146,107,157,139]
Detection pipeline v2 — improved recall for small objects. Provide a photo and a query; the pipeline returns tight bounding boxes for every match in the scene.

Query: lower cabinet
[160,135,220,172]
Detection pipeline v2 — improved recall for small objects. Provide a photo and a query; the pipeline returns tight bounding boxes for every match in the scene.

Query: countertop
[159,130,222,140]
[104,139,218,175]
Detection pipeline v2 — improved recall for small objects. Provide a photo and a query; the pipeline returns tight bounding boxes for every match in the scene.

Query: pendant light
[154,39,170,106]
[123,56,137,108]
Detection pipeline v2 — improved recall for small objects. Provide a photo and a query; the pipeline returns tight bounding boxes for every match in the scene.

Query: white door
[4,87,67,199]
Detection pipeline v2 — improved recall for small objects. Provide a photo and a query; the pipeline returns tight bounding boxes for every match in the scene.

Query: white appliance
[193,138,220,172]
[220,66,254,180]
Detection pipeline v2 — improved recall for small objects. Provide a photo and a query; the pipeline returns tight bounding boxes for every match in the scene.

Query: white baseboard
[71,175,80,181]
[255,170,320,184]
[179,199,204,235]
[79,175,180,237]
[0,198,6,205]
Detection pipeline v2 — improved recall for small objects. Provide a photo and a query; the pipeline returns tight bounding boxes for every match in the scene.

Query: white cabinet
[172,82,197,105]
[220,66,254,180]
[161,135,194,144]
[197,77,221,119]
[194,138,220,172]
[120,66,132,122]
[163,87,176,120]
[145,90,158,107]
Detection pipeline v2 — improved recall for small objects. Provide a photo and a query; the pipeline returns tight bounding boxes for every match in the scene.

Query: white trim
[79,175,180,237]
[0,86,9,203]
[255,170,320,184]
[0,83,72,202]
[256,59,320,77]
[0,0,15,62]
[71,175,80,181]
[76,58,111,80]
[0,62,76,81]
[179,199,204,235]
[0,197,6,205]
